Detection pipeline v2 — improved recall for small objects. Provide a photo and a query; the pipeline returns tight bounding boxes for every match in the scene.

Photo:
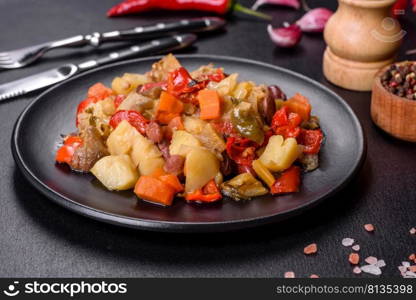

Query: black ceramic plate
[12,55,365,232]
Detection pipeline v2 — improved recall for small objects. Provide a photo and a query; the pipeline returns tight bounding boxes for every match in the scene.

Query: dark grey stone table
[0,0,415,277]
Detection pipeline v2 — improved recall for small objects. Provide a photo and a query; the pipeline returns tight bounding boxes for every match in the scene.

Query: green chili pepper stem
[232,2,272,21]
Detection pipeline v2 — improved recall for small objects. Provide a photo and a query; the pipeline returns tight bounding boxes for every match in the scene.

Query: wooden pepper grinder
[323,0,403,91]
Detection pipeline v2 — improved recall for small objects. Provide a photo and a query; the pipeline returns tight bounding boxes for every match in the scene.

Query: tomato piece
[288,112,302,127]
[226,137,257,166]
[297,129,323,154]
[274,125,301,139]
[55,136,83,164]
[271,107,301,138]
[109,110,149,135]
[271,106,289,128]
[211,120,236,136]
[271,166,301,195]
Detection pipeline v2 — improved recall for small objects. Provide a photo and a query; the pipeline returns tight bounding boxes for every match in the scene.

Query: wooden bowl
[371,63,416,142]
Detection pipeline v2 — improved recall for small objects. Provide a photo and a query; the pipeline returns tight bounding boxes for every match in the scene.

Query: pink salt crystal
[365,256,378,265]
[410,227,416,235]
[361,265,382,275]
[402,261,411,267]
[310,274,319,278]
[342,238,354,247]
[398,266,407,273]
[352,244,360,251]
[284,271,295,278]
[376,260,386,268]
[409,266,416,272]
[353,266,362,274]
[364,224,375,232]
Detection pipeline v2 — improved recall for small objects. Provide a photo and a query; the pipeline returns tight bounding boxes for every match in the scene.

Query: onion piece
[252,0,300,10]
[296,8,333,33]
[267,24,302,48]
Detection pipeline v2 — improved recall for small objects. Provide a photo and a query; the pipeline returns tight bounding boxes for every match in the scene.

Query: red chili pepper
[226,136,257,166]
[55,136,83,164]
[167,67,205,97]
[271,166,301,195]
[271,107,301,138]
[392,0,407,16]
[107,0,271,20]
[114,94,126,108]
[186,179,222,203]
[109,110,150,135]
[297,129,323,154]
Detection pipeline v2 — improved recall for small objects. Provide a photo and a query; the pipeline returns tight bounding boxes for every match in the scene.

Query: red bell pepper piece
[226,136,257,166]
[76,83,114,126]
[109,110,150,135]
[207,69,226,82]
[77,97,96,116]
[271,166,301,195]
[297,129,323,154]
[271,106,289,128]
[271,107,302,138]
[55,136,83,164]
[186,180,222,203]
[167,67,204,97]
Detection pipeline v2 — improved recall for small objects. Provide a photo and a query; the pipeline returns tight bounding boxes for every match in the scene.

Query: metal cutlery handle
[45,18,223,50]
[101,17,225,42]
[77,34,197,72]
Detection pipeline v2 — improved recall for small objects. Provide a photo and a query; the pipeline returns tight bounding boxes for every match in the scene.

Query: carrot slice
[197,89,221,120]
[283,93,311,122]
[134,176,175,206]
[150,168,183,193]
[87,83,114,100]
[156,91,184,124]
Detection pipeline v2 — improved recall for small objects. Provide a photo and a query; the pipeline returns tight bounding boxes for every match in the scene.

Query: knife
[0,34,196,101]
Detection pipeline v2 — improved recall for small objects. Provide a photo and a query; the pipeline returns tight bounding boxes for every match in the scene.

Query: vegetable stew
[55,54,324,206]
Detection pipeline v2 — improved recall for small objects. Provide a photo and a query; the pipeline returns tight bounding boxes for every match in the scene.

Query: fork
[0,17,225,69]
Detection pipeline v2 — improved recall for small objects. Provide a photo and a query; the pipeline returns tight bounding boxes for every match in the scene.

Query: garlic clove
[252,0,300,10]
[296,8,333,33]
[267,24,302,48]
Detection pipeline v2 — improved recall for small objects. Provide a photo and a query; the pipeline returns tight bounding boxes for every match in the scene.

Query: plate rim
[11,54,367,232]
